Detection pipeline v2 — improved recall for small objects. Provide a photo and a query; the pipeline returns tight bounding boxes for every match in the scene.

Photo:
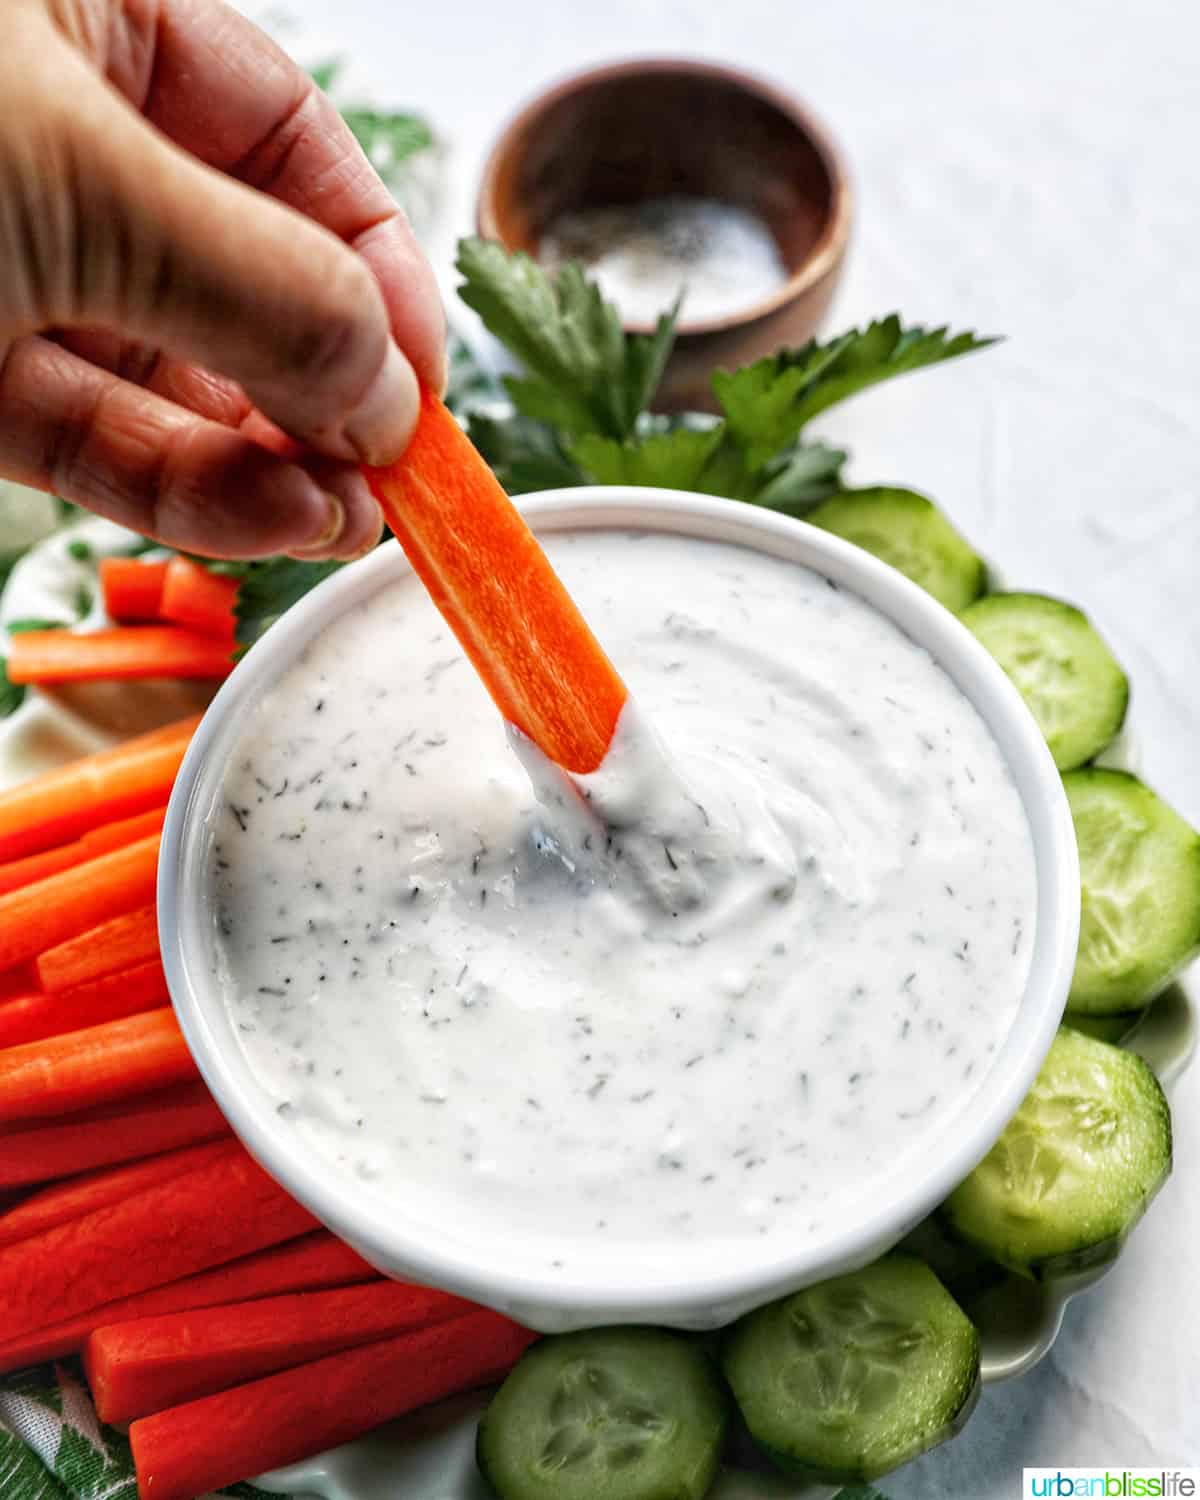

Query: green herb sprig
[455,237,995,511]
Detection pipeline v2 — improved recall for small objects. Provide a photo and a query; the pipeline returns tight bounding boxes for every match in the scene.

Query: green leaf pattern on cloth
[0,1367,278,1500]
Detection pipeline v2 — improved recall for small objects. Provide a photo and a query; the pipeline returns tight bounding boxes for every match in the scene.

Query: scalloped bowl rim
[159,487,1079,1331]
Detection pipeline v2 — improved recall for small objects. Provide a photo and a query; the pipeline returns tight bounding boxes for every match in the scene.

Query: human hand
[0,0,445,560]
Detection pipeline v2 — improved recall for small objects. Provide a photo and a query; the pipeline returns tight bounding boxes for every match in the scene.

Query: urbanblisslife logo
[1024,1472,1200,1497]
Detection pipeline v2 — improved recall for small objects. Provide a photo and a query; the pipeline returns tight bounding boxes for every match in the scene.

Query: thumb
[34,48,421,466]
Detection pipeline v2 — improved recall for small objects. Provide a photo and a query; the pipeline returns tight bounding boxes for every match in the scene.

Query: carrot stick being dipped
[100,559,171,622]
[85,1279,477,1422]
[0,805,167,897]
[0,958,168,1050]
[0,1007,197,1124]
[0,712,198,861]
[0,1082,228,1191]
[366,388,627,773]
[6,626,233,685]
[37,904,159,993]
[0,833,160,971]
[0,1231,375,1375]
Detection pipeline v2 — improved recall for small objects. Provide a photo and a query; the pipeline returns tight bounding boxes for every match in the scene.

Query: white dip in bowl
[161,489,1079,1331]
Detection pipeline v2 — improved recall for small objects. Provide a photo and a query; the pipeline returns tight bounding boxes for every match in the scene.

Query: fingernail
[287,491,345,559]
[342,343,420,466]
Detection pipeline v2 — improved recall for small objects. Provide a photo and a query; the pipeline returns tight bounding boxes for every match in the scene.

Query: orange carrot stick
[366,388,627,773]
[37,904,159,993]
[0,1138,317,1342]
[101,559,171,622]
[0,1007,197,1123]
[6,626,234,685]
[0,833,160,971]
[0,713,198,861]
[0,806,167,896]
[0,959,169,1050]
[0,964,35,1001]
[0,1083,227,1191]
[86,1279,476,1422]
[0,1232,375,1374]
[159,558,239,640]
[130,1309,535,1500]
[0,1139,231,1250]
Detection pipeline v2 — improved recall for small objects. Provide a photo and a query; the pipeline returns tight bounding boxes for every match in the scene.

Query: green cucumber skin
[1061,1010,1146,1046]
[754,1374,982,1486]
[476,1424,724,1500]
[959,592,1129,771]
[943,1214,1153,1284]
[805,488,988,614]
[941,1028,1173,1281]
[476,1327,728,1500]
[721,1256,980,1485]
[1066,768,1200,1013]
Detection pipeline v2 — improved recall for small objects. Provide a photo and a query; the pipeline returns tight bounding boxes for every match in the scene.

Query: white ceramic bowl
[159,487,1079,1332]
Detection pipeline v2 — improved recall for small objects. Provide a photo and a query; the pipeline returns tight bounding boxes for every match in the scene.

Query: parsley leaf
[456,238,678,441]
[567,425,844,509]
[752,440,848,514]
[467,413,584,495]
[455,243,988,516]
[232,558,343,652]
[0,658,24,718]
[6,617,68,634]
[714,317,997,466]
[443,333,505,418]
[712,337,856,472]
[572,426,725,492]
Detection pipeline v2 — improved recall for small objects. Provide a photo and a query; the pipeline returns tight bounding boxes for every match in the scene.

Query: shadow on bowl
[476,58,852,411]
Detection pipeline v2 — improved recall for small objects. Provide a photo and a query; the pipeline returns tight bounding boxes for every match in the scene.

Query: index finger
[113,0,445,390]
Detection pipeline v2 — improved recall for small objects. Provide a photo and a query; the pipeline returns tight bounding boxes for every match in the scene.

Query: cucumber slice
[1062,1010,1145,1045]
[476,1327,727,1500]
[721,1256,979,1484]
[958,593,1128,770]
[805,488,987,613]
[1066,768,1200,1013]
[942,1026,1171,1279]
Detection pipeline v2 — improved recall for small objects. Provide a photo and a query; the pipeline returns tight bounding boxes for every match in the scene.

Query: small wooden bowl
[476,59,851,412]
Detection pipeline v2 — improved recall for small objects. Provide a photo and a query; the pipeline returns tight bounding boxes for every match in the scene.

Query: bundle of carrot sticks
[5,556,239,686]
[0,715,533,1500]
[0,390,632,1497]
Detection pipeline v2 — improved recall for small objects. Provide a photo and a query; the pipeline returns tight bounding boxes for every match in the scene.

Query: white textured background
[288,0,1198,1490]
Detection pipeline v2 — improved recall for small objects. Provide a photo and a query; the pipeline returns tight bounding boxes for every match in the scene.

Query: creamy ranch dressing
[211,531,1036,1277]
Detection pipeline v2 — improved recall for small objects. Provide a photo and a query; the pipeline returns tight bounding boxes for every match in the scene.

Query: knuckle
[47,374,124,506]
[283,252,380,394]
[0,95,79,332]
